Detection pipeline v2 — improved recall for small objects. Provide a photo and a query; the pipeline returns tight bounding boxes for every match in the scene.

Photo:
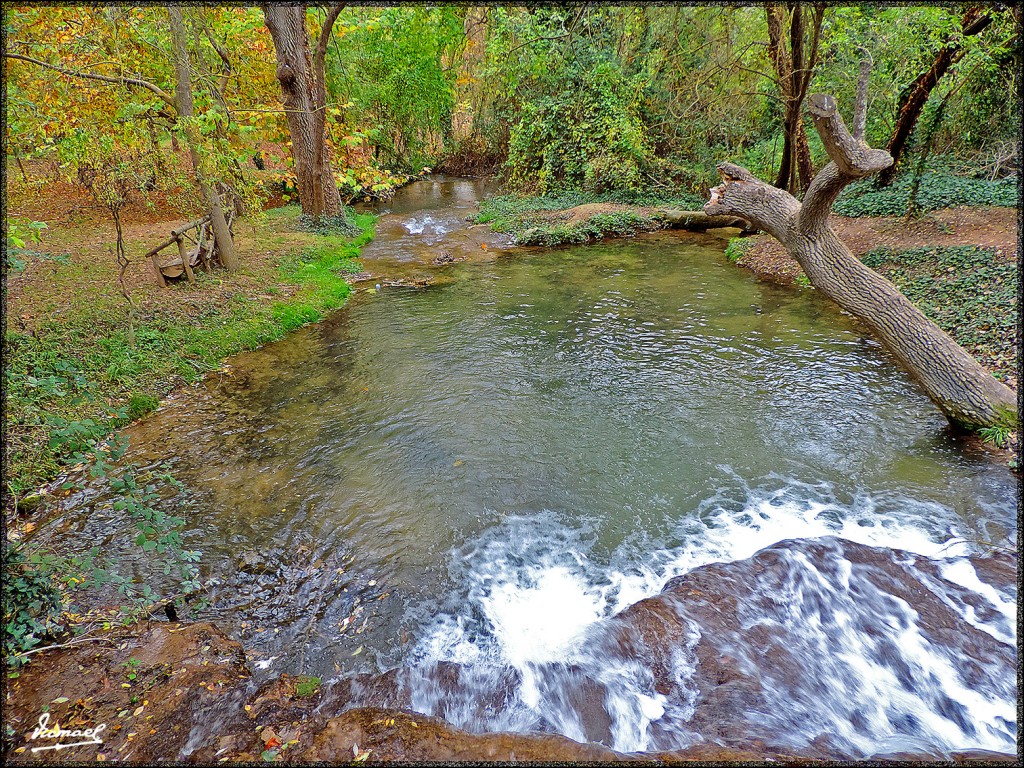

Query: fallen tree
[704,62,1017,431]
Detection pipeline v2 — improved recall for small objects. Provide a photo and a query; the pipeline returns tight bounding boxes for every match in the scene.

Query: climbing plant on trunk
[705,61,1017,431]
[262,3,345,222]
[876,6,995,188]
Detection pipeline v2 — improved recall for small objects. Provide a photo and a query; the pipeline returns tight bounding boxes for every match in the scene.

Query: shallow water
[40,178,1017,756]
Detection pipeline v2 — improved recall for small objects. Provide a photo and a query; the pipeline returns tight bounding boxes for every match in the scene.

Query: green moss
[293,675,321,697]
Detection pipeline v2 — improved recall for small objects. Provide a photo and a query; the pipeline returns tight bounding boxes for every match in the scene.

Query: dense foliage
[835,168,1018,217]
[5,5,1018,200]
[457,5,1019,196]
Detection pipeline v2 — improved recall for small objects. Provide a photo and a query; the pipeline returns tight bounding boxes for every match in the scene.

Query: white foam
[405,479,1017,755]
[483,565,602,668]
[938,558,1017,646]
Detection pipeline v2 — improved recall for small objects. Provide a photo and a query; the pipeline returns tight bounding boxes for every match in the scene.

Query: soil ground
[736,206,1018,283]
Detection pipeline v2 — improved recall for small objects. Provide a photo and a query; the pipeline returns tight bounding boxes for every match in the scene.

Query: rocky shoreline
[5,537,1016,764]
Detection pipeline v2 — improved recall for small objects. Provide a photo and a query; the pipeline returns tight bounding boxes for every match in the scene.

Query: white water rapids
[398,477,1017,757]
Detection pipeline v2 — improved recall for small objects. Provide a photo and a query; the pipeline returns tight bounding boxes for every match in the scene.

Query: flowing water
[39,178,1017,758]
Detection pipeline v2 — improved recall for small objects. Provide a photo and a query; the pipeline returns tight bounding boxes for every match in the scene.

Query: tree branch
[852,58,871,141]
[3,52,176,109]
[961,8,993,37]
[704,161,801,243]
[314,3,346,75]
[800,91,893,234]
[796,4,825,101]
[806,93,893,178]
[203,26,232,99]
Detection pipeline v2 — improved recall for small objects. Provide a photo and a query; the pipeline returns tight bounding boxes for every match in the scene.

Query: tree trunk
[877,7,993,188]
[705,65,1017,431]
[262,3,344,221]
[766,4,823,196]
[168,6,238,271]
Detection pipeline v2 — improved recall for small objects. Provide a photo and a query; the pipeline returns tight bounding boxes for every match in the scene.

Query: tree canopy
[4,5,1017,204]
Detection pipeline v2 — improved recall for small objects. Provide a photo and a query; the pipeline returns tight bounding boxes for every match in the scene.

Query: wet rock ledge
[4,538,1017,764]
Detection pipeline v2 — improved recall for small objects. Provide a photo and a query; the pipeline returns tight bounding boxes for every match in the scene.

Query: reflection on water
[36,178,1017,756]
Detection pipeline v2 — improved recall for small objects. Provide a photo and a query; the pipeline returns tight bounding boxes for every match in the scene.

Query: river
[38,177,1017,759]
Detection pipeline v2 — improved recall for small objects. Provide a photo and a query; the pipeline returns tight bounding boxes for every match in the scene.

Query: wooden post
[151,252,168,288]
[197,222,212,271]
[176,235,196,282]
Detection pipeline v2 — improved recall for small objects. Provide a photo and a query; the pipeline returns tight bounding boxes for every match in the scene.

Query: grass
[724,237,754,263]
[861,245,1018,382]
[477,189,704,246]
[4,205,375,500]
[293,675,321,697]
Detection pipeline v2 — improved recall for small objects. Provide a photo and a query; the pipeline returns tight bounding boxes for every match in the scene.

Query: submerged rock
[604,537,1017,758]
[4,539,1016,763]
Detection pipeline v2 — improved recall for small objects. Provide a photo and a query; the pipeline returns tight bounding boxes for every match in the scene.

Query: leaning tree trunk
[705,61,1017,431]
[168,6,238,271]
[262,4,344,221]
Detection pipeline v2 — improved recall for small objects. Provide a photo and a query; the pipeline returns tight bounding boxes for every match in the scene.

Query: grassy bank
[4,205,375,503]
[477,190,705,246]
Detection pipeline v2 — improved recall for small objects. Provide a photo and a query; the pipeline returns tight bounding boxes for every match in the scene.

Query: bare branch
[796,4,825,100]
[203,26,232,99]
[314,3,346,75]
[806,94,893,178]
[4,52,176,109]
[800,92,893,233]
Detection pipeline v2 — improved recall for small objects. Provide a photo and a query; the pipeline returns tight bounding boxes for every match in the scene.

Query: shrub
[2,545,67,662]
[505,62,656,195]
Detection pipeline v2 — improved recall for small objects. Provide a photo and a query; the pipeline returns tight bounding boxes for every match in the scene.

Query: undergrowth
[724,237,754,263]
[861,245,1018,381]
[835,171,1017,217]
[4,427,200,668]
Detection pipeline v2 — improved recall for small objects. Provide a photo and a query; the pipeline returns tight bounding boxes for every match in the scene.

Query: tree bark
[262,3,344,221]
[705,68,1017,430]
[765,4,824,196]
[876,6,993,188]
[168,6,238,271]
